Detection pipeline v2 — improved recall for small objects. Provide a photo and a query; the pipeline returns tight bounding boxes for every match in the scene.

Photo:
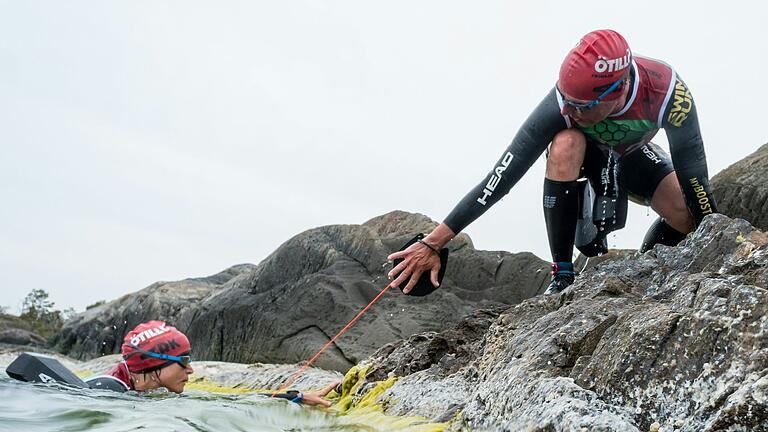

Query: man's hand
[387,241,441,294]
[386,224,455,294]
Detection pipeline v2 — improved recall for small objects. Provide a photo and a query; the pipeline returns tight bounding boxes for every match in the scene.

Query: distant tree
[0,305,7,315]
[19,289,64,339]
[20,289,55,322]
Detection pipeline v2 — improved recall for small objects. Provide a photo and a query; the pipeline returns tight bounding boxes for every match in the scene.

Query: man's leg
[650,172,695,234]
[638,172,694,252]
[543,129,586,294]
[619,143,693,252]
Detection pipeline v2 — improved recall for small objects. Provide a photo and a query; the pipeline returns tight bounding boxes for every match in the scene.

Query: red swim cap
[559,29,632,101]
[121,321,191,373]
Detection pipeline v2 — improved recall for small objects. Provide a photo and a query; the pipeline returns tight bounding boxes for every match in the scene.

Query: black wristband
[417,239,439,255]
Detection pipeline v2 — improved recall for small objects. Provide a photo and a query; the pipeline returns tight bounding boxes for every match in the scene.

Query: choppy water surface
[0,369,373,432]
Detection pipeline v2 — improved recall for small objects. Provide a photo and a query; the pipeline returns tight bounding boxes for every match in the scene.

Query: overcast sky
[1,1,766,312]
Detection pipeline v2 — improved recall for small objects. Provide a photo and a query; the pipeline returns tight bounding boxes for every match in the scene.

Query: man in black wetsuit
[387,29,717,295]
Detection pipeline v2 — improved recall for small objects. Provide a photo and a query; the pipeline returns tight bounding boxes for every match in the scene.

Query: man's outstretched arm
[389,89,567,292]
[443,88,568,235]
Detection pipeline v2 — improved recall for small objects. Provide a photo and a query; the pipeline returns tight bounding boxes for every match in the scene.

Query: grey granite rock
[0,329,47,347]
[0,316,48,347]
[711,142,768,231]
[52,264,255,359]
[53,211,550,372]
[347,214,768,431]
[177,211,549,371]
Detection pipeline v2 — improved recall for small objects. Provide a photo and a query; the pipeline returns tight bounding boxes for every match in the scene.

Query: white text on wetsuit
[642,145,661,164]
[477,152,514,206]
[689,177,714,215]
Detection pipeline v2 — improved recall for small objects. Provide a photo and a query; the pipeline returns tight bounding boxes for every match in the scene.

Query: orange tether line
[270,283,393,397]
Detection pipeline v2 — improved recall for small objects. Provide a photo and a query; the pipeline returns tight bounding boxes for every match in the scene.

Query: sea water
[0,368,374,432]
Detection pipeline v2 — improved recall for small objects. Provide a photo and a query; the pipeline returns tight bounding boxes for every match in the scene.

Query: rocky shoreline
[341,214,768,431]
[3,143,767,431]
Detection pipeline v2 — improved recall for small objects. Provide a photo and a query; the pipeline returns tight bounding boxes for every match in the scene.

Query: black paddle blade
[6,352,89,388]
[392,234,449,296]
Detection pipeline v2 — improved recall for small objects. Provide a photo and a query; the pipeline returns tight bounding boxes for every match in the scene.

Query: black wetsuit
[443,55,717,255]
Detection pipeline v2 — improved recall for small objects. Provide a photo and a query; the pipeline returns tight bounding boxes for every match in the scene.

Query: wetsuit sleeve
[260,390,304,403]
[662,76,718,226]
[443,88,568,234]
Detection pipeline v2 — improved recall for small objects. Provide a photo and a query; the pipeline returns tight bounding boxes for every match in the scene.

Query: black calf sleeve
[543,178,579,262]
[640,217,687,253]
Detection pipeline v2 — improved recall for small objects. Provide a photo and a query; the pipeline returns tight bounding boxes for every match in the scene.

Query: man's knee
[667,207,695,234]
[547,129,587,180]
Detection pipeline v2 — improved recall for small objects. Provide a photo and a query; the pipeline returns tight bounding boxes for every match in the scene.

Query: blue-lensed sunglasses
[125,344,192,368]
[559,77,624,112]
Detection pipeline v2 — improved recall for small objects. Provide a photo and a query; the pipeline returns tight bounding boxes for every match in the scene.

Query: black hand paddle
[392,233,449,296]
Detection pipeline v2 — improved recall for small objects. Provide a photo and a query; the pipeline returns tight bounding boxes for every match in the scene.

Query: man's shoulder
[634,55,676,91]
[84,373,131,392]
[633,56,697,130]
[97,362,133,391]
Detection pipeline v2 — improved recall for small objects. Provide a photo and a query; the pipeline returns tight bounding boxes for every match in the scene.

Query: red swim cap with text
[559,29,632,101]
[121,321,190,372]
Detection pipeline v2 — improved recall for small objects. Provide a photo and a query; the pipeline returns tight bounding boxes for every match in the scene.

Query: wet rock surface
[712,142,768,231]
[53,211,550,371]
[346,214,768,431]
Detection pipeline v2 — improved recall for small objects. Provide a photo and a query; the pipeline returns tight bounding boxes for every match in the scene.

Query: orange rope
[270,283,393,397]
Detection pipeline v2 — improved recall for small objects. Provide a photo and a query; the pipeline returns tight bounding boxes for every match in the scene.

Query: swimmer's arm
[263,379,341,407]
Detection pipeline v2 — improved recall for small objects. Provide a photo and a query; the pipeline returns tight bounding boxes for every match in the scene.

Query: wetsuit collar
[112,361,136,390]
[609,59,639,118]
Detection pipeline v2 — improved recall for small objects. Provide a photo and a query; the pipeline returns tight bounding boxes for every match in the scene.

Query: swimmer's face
[157,361,194,394]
